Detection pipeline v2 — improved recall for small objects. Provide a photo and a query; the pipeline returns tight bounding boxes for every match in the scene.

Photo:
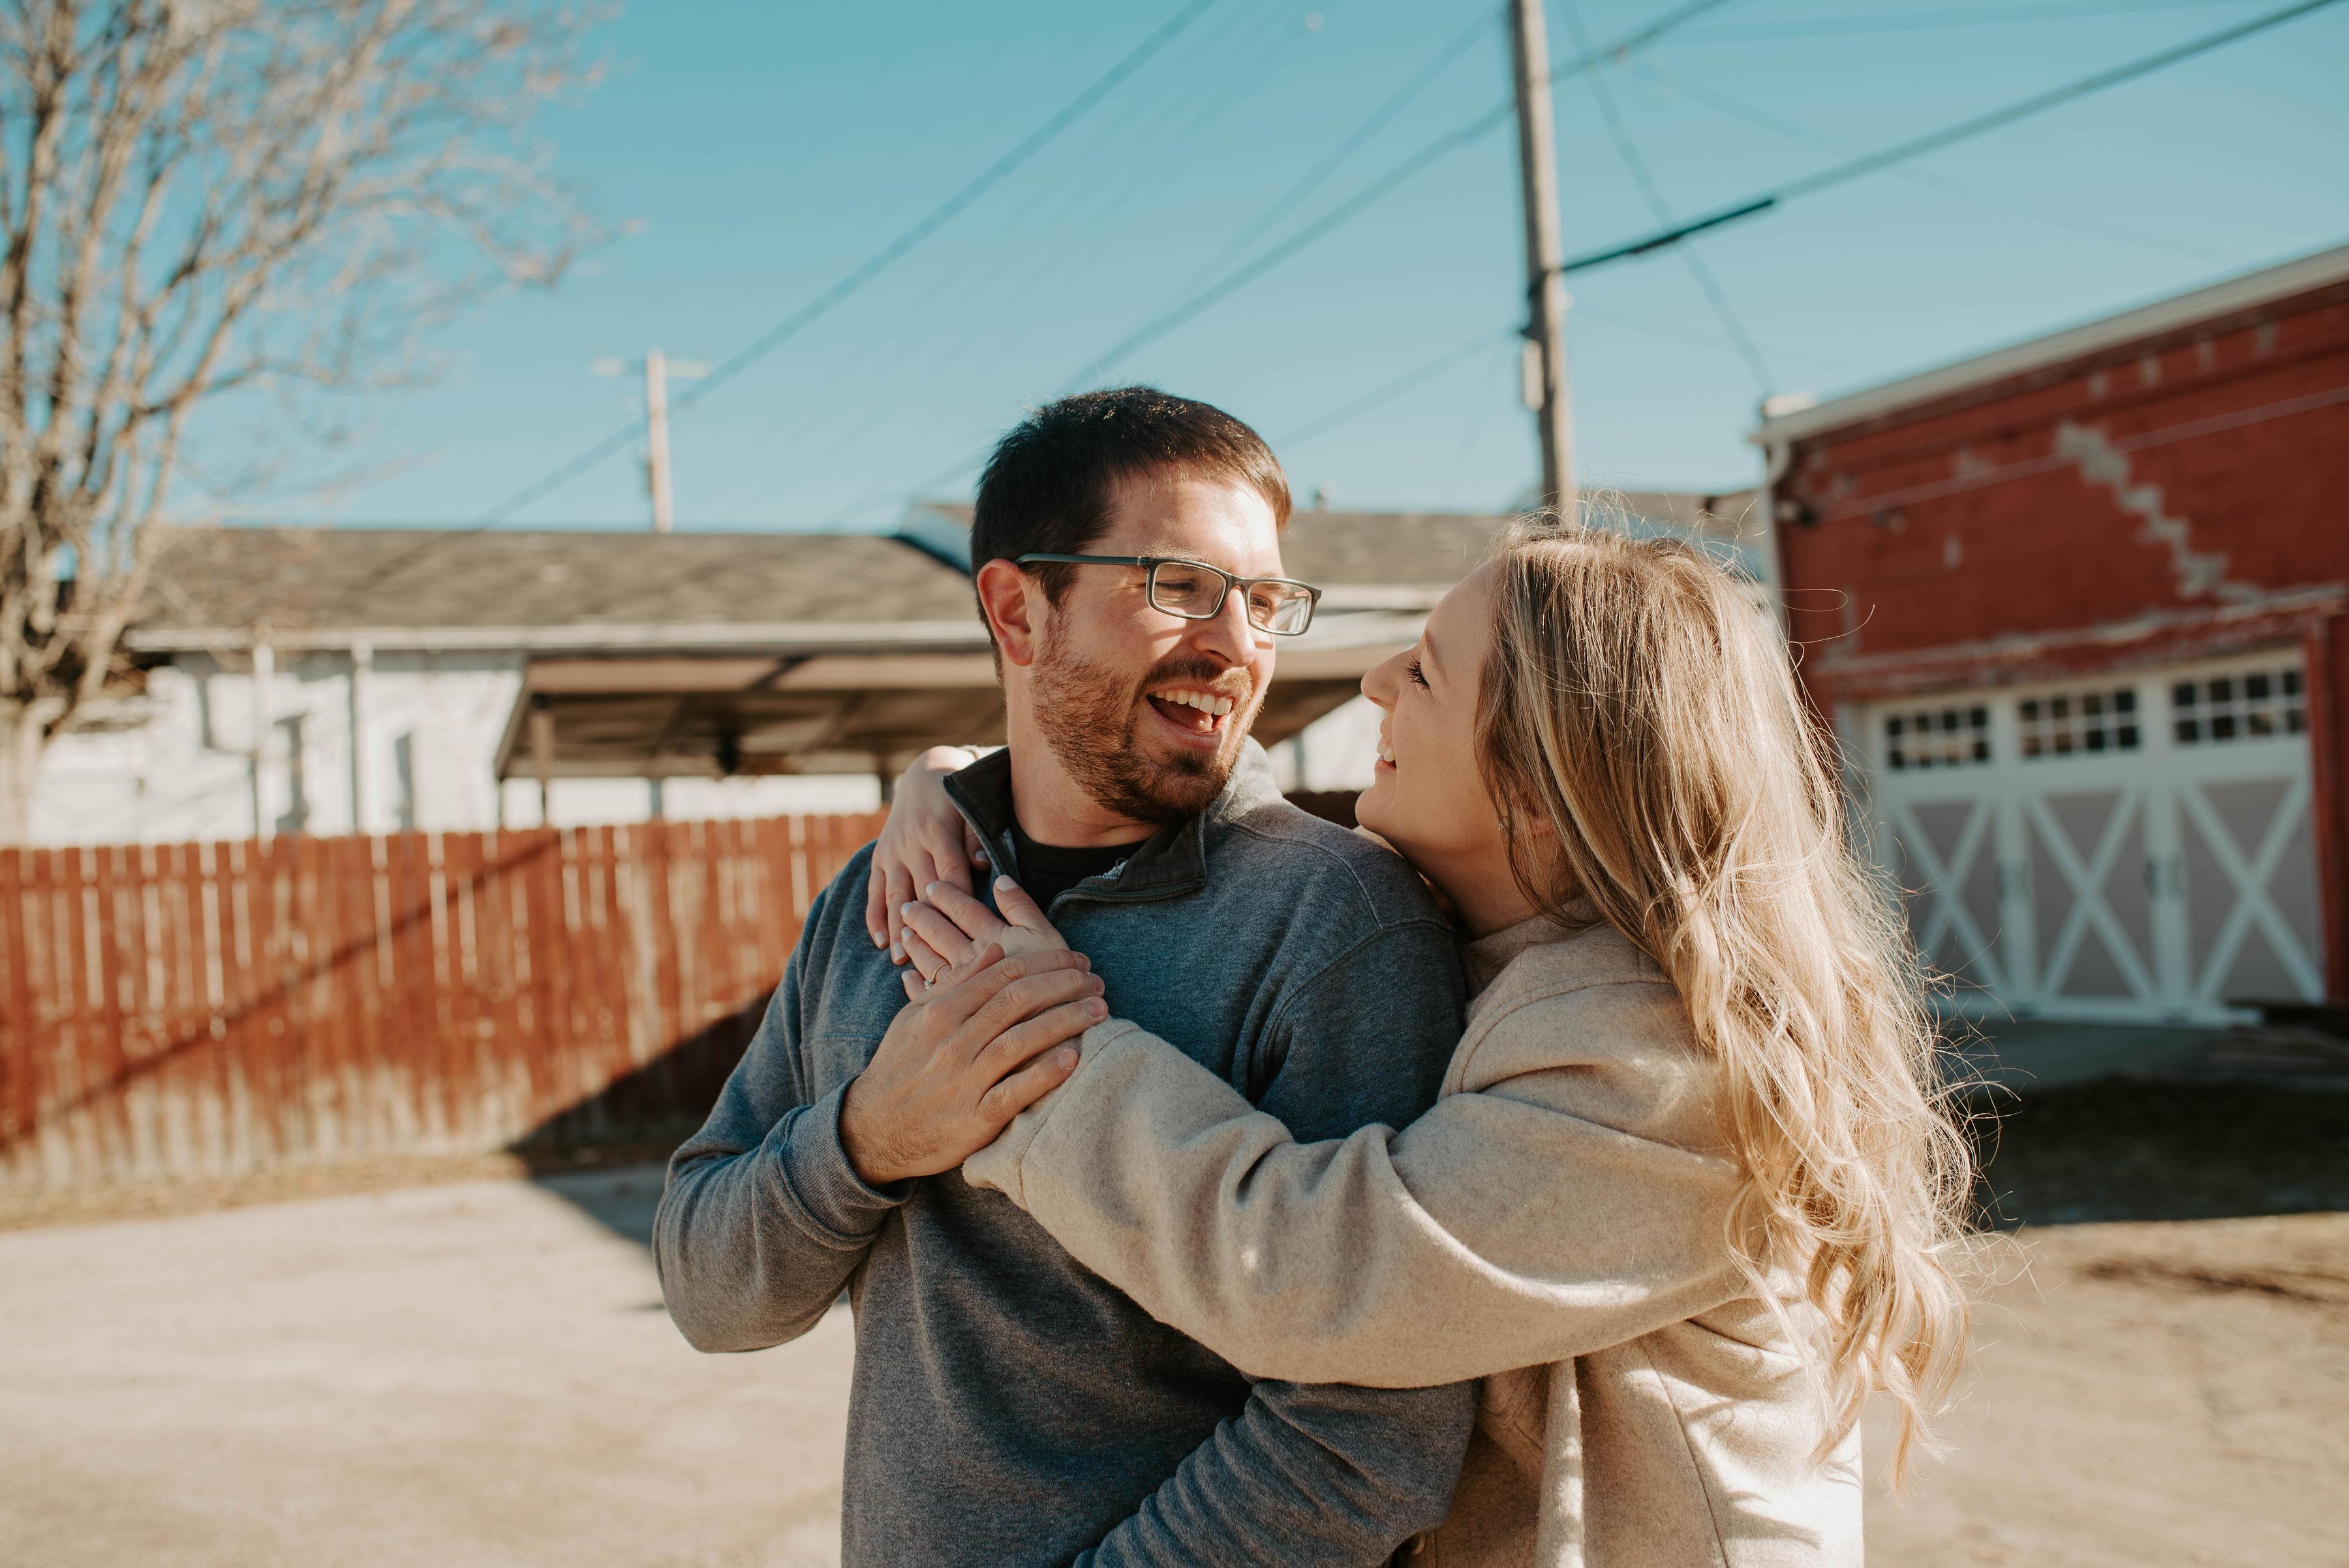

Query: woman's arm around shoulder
[965,973,1749,1388]
[863,746,989,962]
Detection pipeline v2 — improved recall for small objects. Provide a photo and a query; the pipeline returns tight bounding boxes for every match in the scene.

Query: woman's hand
[898,877,1067,992]
[864,746,990,962]
[839,943,1101,1186]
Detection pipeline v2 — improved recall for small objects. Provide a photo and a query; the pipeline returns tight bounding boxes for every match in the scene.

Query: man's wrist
[837,1073,906,1187]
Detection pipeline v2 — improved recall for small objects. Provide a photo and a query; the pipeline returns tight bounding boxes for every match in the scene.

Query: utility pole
[1508,0,1574,511]
[592,350,709,532]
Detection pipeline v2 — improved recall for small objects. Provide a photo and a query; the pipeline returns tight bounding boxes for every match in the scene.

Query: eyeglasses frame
[1012,553,1324,637]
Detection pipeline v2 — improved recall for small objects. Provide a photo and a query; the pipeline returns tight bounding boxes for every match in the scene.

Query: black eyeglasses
[1015,554,1323,636]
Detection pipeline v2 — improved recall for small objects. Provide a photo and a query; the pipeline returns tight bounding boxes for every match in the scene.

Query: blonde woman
[867,521,1973,1565]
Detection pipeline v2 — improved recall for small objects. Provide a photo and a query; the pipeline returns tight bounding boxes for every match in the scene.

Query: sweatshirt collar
[943,740,1282,906]
[1461,894,1603,996]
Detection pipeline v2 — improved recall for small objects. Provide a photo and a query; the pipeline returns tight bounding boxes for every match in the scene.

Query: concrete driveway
[5,1165,2343,1568]
[1,1170,848,1568]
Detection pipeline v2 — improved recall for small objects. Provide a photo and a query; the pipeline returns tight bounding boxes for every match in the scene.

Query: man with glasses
[654,387,1474,1566]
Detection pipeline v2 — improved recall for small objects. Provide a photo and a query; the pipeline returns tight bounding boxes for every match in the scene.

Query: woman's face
[1357,561,1522,925]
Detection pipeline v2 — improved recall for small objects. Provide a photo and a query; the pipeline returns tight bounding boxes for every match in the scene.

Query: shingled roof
[130,490,1758,652]
[131,526,977,640]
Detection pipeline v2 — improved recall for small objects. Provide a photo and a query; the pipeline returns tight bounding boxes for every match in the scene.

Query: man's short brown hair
[969,387,1291,623]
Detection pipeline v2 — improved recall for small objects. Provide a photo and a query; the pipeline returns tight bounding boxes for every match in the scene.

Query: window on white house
[1885,705,1990,771]
[2019,687,2140,759]
[2173,668,2304,745]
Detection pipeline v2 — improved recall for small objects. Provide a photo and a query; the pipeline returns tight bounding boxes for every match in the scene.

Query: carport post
[530,696,555,828]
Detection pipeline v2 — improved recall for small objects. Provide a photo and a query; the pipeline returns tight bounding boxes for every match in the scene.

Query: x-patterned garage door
[1854,651,2325,1024]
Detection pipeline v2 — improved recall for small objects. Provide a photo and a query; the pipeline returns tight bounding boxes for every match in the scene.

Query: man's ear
[975,559,1044,668]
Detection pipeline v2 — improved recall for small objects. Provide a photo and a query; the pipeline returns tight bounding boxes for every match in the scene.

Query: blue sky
[226,0,2349,532]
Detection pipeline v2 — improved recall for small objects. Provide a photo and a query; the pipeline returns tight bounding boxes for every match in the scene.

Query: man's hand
[838,944,1103,1186]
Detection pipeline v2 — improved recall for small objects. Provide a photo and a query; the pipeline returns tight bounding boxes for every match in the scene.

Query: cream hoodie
[963,908,1862,1567]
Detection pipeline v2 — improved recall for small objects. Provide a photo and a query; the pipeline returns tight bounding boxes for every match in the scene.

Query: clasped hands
[838,878,1092,1186]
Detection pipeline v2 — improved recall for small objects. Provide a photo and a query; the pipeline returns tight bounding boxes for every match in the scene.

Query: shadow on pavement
[506,996,769,1252]
[525,1162,668,1250]
[1971,1075,2349,1228]
[1953,1014,2349,1226]
[510,1001,2349,1250]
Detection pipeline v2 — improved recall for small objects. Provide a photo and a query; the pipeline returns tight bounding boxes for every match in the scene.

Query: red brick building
[1754,244,2349,1023]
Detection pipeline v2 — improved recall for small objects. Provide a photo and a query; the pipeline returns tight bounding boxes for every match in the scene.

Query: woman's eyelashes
[1406,656,1429,689]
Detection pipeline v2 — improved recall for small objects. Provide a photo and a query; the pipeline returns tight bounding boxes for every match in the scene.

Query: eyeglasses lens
[1253,584,1313,634]
[1148,561,1313,634]
[1148,562,1219,617]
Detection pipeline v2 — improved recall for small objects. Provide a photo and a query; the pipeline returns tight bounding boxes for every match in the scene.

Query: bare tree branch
[0,0,603,840]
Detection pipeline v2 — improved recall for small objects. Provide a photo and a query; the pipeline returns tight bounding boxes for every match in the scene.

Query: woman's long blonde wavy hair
[1477,512,1973,1483]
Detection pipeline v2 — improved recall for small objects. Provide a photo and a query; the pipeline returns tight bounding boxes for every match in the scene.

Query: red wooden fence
[0,814,882,1190]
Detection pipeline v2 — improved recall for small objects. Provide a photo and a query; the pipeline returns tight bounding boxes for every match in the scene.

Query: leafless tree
[0,0,601,840]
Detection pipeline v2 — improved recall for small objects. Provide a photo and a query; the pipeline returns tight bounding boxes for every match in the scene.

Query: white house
[31,494,1756,848]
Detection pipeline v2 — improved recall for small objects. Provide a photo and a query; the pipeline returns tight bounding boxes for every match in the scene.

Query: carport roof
[129,496,1760,653]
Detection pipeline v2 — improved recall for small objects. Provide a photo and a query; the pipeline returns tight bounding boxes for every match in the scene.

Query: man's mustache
[1135,656,1255,704]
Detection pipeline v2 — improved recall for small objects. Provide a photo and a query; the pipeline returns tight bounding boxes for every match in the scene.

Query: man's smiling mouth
[1145,686,1238,739]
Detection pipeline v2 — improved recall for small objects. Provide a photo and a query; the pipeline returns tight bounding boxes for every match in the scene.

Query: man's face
[1029,469,1283,822]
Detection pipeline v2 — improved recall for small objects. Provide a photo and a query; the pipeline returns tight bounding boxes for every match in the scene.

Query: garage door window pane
[2175,666,2303,746]
[2021,686,2142,759]
[1886,706,1990,771]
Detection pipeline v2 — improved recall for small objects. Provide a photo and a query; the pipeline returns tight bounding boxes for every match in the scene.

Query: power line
[489,0,1747,542]
[470,0,1226,530]
[1555,0,1775,393]
[1054,0,1751,393]
[1443,339,1520,507]
[738,3,1318,518]
[1177,10,1499,296]
[1552,0,1762,75]
[1056,112,1507,395]
[467,0,2335,544]
[1679,0,2269,42]
[1278,326,1517,447]
[814,440,998,532]
[1557,0,2346,277]
[1627,57,2234,264]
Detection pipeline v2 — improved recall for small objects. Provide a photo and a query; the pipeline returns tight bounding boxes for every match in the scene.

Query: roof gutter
[122,602,1436,657]
[123,620,997,656]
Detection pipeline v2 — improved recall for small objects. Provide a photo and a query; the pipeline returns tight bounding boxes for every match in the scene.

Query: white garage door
[1856,651,2325,1024]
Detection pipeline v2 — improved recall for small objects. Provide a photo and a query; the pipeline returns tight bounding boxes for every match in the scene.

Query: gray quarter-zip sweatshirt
[654,742,1477,1567]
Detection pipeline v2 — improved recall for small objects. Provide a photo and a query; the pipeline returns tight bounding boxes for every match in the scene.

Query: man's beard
[1030,624,1254,824]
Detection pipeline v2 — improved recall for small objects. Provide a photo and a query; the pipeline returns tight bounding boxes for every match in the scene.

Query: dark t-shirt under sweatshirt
[654,742,1477,1568]
[1006,819,1139,910]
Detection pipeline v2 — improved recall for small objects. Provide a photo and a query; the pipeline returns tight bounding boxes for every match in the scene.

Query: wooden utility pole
[593,350,709,532]
[1508,0,1574,511]
[643,348,678,534]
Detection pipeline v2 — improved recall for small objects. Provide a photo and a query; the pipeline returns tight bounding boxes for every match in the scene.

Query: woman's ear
[975,559,1043,668]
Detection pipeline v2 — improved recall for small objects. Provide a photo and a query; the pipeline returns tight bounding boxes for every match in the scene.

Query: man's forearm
[654,1081,907,1352]
[1085,1378,1477,1568]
